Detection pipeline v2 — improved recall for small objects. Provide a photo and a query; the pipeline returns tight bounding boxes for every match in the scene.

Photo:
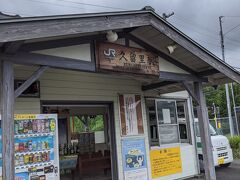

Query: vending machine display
[0,114,59,180]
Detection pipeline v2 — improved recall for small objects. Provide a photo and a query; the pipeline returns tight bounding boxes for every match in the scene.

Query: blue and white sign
[122,138,148,180]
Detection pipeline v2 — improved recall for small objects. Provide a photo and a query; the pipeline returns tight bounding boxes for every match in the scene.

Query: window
[156,100,180,145]
[147,98,192,146]
[194,122,218,137]
[177,101,191,143]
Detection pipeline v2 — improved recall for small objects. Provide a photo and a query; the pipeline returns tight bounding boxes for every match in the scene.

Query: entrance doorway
[41,101,117,180]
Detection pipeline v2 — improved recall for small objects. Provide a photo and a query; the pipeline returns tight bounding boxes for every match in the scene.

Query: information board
[122,138,148,180]
[150,147,182,178]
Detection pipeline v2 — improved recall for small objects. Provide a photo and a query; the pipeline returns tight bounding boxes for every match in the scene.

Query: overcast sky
[1,0,240,69]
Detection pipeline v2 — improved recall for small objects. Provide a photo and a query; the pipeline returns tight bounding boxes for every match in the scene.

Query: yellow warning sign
[150,147,182,178]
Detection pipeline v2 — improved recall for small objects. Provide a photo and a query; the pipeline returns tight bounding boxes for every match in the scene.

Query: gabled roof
[0,6,239,92]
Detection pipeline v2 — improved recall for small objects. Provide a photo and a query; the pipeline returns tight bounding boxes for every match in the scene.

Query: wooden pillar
[1,61,15,180]
[194,82,216,180]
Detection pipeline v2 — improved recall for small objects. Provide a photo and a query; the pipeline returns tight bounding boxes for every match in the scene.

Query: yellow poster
[150,147,182,178]
[14,114,37,120]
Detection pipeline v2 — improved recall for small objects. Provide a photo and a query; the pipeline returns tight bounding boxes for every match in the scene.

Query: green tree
[204,83,240,118]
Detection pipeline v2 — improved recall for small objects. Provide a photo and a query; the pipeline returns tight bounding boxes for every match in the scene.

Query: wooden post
[1,60,15,180]
[194,82,216,180]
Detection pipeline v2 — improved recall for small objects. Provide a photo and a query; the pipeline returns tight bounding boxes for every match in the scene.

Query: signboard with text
[96,42,159,76]
[150,147,182,178]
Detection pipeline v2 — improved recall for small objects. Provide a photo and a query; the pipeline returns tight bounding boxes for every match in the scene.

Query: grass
[228,136,240,159]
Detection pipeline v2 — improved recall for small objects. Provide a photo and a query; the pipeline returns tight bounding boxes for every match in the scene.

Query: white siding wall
[32,44,91,62]
[14,65,150,180]
[14,65,198,180]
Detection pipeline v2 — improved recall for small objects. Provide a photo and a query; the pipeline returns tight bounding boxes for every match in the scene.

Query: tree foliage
[70,115,104,133]
[204,83,240,118]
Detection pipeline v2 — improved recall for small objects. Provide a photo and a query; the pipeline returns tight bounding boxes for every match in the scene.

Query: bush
[228,136,240,159]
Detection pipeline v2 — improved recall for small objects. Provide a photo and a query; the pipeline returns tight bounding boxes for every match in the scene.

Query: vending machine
[0,114,60,180]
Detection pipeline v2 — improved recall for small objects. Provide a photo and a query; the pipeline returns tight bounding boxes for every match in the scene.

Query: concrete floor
[61,171,112,180]
[190,160,240,180]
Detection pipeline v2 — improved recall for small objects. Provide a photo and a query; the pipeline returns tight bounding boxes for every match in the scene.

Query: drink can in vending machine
[42,141,46,150]
[37,141,42,151]
[50,119,56,132]
[32,141,37,151]
[37,119,42,133]
[24,154,29,165]
[46,151,50,162]
[24,142,28,152]
[15,155,20,166]
[19,154,24,166]
[28,140,33,151]
[23,120,28,134]
[15,143,19,152]
[38,153,42,162]
[29,153,34,164]
[19,142,24,152]
[18,121,23,134]
[41,119,45,133]
[14,121,19,134]
[32,120,37,133]
[45,119,50,133]
[28,120,33,134]
[33,154,38,164]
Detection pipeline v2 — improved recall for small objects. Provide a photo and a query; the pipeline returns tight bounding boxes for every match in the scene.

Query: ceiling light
[167,44,177,54]
[106,30,118,42]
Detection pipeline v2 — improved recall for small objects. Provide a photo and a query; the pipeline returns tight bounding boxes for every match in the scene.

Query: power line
[58,0,128,11]
[173,14,217,34]
[224,23,240,35]
[27,0,128,11]
[172,19,219,39]
[172,16,240,47]
[25,0,88,11]
[225,36,240,45]
[224,16,240,18]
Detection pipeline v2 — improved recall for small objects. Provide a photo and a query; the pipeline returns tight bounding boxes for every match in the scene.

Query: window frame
[177,100,192,144]
[155,99,180,146]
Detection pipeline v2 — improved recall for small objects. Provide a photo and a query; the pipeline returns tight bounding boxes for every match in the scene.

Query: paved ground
[190,160,240,180]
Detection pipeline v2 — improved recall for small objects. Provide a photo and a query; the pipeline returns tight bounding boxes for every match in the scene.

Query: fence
[209,117,239,136]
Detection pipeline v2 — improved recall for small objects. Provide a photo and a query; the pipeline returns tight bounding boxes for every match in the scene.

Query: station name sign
[96,42,159,76]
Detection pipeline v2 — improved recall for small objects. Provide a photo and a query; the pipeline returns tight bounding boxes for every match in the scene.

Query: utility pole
[230,83,239,135]
[219,16,235,136]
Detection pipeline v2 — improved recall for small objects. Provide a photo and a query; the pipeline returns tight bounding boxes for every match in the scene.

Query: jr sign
[96,42,159,76]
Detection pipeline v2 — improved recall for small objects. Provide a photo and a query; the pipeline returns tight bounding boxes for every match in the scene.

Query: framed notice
[150,147,182,178]
[119,94,144,136]
[96,42,159,76]
[14,80,40,98]
[122,138,148,180]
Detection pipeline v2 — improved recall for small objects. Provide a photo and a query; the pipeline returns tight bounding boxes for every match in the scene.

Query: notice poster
[150,147,182,178]
[119,94,144,136]
[122,138,148,180]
